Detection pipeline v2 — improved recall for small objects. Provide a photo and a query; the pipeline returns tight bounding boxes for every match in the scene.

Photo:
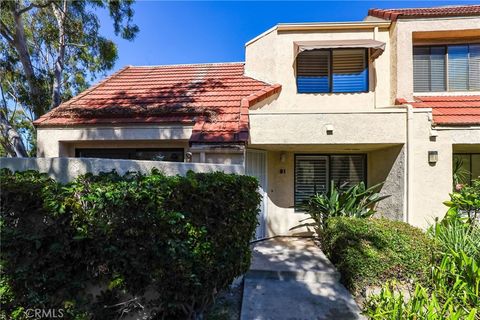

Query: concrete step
[241,277,365,320]
[246,268,341,283]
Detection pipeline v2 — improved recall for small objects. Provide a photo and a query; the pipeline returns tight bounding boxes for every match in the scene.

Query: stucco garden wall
[0,157,244,183]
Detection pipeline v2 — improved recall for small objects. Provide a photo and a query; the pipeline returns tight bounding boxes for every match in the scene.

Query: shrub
[444,179,480,225]
[0,169,260,320]
[321,217,434,295]
[296,181,389,232]
[365,212,480,319]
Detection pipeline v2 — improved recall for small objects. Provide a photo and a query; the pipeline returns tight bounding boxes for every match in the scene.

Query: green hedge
[0,169,260,320]
[321,217,434,295]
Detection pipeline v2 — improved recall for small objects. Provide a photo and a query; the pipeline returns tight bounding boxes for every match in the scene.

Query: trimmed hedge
[321,217,435,295]
[0,169,260,319]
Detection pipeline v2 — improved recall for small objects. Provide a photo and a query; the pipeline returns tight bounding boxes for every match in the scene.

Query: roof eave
[276,21,391,32]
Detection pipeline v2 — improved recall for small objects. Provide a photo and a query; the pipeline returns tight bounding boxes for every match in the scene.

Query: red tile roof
[409,96,480,126]
[34,63,281,143]
[368,5,480,21]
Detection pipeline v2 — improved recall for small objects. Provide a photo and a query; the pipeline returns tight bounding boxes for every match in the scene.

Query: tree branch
[0,20,15,45]
[17,0,56,15]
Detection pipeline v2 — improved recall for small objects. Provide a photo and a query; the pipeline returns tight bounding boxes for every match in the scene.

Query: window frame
[293,153,368,211]
[453,153,480,184]
[75,148,185,162]
[413,44,480,93]
[296,48,370,94]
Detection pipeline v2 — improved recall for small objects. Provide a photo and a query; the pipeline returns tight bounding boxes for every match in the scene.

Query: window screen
[294,154,367,209]
[296,50,330,93]
[296,49,368,93]
[332,49,368,93]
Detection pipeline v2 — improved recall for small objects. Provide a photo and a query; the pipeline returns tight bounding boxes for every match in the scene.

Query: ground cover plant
[0,169,260,320]
[364,181,480,320]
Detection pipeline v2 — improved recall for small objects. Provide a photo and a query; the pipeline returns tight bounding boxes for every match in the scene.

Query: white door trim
[246,149,268,239]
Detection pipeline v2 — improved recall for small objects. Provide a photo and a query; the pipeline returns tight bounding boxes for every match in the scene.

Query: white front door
[246,150,267,239]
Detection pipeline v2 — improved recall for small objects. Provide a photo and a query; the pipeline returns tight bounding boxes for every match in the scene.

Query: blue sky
[98,1,478,75]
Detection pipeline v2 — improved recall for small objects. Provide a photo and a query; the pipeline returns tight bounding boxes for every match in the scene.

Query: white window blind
[294,155,367,209]
[413,46,446,92]
[413,47,431,92]
[330,155,366,188]
[469,44,480,91]
[414,44,479,92]
[295,156,328,208]
[448,45,469,91]
[430,47,446,91]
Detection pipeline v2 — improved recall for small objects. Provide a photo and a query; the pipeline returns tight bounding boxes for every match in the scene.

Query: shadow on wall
[0,157,244,183]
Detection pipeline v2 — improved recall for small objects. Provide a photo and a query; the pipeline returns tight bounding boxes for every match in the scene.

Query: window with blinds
[75,148,184,162]
[294,155,366,210]
[296,49,368,93]
[413,44,480,92]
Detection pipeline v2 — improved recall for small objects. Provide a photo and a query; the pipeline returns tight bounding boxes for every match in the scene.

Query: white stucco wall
[0,157,244,183]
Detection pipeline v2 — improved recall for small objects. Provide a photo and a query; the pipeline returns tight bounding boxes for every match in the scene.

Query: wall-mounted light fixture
[280,152,286,163]
[428,151,438,164]
[185,152,193,163]
[325,124,334,135]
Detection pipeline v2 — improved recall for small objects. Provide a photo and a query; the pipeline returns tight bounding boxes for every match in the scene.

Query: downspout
[405,104,414,224]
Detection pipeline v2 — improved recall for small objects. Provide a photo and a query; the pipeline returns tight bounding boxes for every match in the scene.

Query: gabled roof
[34,63,281,143]
[368,5,480,21]
[408,96,480,126]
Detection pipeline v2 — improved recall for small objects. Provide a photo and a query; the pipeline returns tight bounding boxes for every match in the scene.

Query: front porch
[247,143,406,237]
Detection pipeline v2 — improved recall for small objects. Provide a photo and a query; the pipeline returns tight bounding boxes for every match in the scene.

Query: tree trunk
[11,3,46,118]
[0,117,28,157]
[51,0,67,109]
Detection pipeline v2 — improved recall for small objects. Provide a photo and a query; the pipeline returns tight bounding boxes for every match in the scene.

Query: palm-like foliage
[295,181,390,232]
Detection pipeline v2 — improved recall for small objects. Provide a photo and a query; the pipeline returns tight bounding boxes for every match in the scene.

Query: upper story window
[413,44,480,92]
[296,49,368,93]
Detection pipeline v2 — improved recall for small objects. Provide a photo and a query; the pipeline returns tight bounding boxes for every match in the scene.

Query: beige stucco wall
[37,126,193,157]
[392,17,480,100]
[245,25,393,111]
[249,110,407,145]
[251,108,480,233]
[36,126,245,165]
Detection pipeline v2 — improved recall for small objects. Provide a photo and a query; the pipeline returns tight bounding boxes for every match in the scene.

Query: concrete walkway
[240,237,364,320]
